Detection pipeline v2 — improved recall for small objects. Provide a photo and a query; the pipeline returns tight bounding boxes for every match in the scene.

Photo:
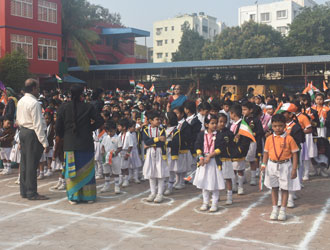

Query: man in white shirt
[17,79,49,200]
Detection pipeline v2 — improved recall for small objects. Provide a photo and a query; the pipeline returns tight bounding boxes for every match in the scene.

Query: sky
[89,0,328,46]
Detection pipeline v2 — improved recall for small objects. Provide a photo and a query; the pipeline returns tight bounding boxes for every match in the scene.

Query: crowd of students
[1,83,330,222]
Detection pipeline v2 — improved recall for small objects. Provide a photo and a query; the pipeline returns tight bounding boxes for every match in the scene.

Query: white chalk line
[222,236,295,249]
[6,189,150,250]
[102,195,200,250]
[0,177,17,183]
[0,200,30,207]
[0,181,58,200]
[298,198,330,250]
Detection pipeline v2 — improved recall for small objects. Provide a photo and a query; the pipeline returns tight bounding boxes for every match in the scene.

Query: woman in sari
[55,84,104,204]
[167,84,194,112]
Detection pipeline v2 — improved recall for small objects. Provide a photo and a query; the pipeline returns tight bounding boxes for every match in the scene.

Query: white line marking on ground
[298,198,330,250]
[260,213,303,225]
[0,177,17,183]
[0,200,30,207]
[6,189,150,250]
[211,191,270,240]
[0,181,57,200]
[223,236,294,249]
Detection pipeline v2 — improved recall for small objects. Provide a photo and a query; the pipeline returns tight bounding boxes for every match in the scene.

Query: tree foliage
[202,21,286,60]
[0,51,31,92]
[62,0,122,71]
[172,22,205,62]
[287,3,330,56]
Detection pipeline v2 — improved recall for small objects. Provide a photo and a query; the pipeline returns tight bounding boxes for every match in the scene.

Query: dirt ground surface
[0,169,330,250]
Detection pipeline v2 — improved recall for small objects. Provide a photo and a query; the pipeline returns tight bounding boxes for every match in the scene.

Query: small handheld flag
[129,80,135,87]
[239,119,256,142]
[323,81,328,92]
[136,83,144,91]
[207,97,213,103]
[276,103,298,114]
[116,88,120,94]
[55,74,63,83]
[149,84,155,93]
[196,89,201,95]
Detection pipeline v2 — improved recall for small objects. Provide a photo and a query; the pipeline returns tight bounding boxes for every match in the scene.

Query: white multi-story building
[153,13,224,63]
[238,0,317,35]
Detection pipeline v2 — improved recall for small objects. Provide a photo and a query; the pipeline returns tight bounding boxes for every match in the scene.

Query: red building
[0,0,62,76]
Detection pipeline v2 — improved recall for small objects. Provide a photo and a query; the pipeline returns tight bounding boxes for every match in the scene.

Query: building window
[250,14,256,21]
[11,34,33,59]
[171,39,174,43]
[165,53,168,57]
[38,0,57,23]
[260,12,270,22]
[156,40,163,46]
[277,26,288,35]
[10,0,33,19]
[165,27,168,32]
[156,28,163,35]
[38,38,57,61]
[202,25,208,33]
[156,53,163,59]
[172,26,174,31]
[277,10,287,19]
[165,39,168,44]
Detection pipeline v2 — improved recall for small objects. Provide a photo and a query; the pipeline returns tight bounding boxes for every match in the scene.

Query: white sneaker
[164,189,172,196]
[278,199,282,207]
[114,185,120,194]
[146,193,156,202]
[209,205,218,212]
[154,194,163,203]
[53,179,62,189]
[320,168,329,177]
[44,170,53,177]
[5,168,12,175]
[287,199,295,208]
[174,183,185,190]
[37,173,44,180]
[122,179,129,187]
[1,169,8,175]
[302,175,309,181]
[226,196,233,205]
[95,174,104,180]
[58,182,66,190]
[134,178,141,184]
[250,177,257,186]
[238,187,244,195]
[200,203,209,211]
[278,210,287,221]
[270,210,279,220]
[100,182,111,193]
[15,176,20,185]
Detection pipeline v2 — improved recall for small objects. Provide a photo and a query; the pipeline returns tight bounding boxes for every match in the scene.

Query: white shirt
[186,114,195,125]
[118,131,134,150]
[102,134,119,153]
[16,93,48,148]
[197,113,205,131]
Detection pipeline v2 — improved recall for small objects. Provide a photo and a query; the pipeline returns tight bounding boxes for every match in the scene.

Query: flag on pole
[276,103,298,114]
[323,81,328,92]
[129,80,135,87]
[149,84,155,93]
[136,83,144,91]
[116,88,120,94]
[55,74,63,83]
[239,119,256,142]
[207,97,213,103]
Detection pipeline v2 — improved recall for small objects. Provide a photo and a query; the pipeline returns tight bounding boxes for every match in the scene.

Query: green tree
[172,22,205,61]
[202,21,286,60]
[0,51,31,92]
[287,3,330,56]
[62,0,122,71]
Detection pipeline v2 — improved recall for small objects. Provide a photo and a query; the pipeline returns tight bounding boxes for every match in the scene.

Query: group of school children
[1,86,330,222]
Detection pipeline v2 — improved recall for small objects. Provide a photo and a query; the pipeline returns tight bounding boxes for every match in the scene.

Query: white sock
[238,175,244,188]
[114,177,120,186]
[272,205,278,212]
[288,191,294,202]
[227,190,233,196]
[133,169,139,180]
[128,169,133,180]
[168,171,175,189]
[212,190,220,206]
[251,170,256,179]
[304,160,310,177]
[202,189,210,204]
[150,178,157,195]
[157,178,165,195]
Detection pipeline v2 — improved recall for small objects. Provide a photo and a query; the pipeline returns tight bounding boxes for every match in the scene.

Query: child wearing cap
[262,114,299,221]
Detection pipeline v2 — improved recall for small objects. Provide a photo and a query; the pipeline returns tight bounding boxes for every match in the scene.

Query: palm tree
[62,0,100,71]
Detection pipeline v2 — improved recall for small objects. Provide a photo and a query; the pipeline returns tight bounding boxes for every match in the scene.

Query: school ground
[0,169,330,250]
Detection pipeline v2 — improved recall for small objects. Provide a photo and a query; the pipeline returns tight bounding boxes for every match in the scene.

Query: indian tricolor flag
[303,82,319,100]
[149,84,155,93]
[116,88,120,94]
[207,97,213,103]
[323,81,328,91]
[56,74,62,83]
[136,83,144,91]
[239,120,256,142]
[129,80,135,87]
[276,103,298,114]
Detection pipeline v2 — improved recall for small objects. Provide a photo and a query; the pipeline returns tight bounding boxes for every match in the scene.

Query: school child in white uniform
[194,114,225,212]
[117,118,133,187]
[93,127,107,180]
[100,121,122,194]
[142,111,169,203]
[262,114,300,221]
[128,120,142,184]
[10,128,21,184]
